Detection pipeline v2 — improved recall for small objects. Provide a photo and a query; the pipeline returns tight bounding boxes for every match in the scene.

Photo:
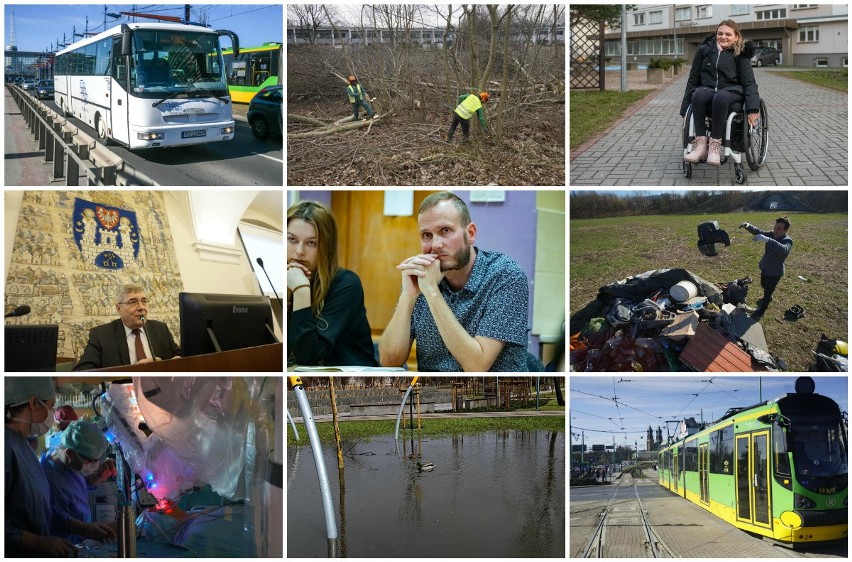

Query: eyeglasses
[118,298,149,307]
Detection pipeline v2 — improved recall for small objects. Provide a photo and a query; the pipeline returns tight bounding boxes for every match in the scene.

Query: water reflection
[288,430,565,557]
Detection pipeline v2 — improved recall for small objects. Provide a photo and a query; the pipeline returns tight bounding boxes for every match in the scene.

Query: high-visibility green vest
[346,83,364,103]
[454,94,482,120]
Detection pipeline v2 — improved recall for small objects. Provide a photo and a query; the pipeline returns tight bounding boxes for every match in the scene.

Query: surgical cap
[5,377,56,406]
[61,420,109,460]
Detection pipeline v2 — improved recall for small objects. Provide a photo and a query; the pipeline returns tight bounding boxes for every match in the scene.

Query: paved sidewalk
[570,68,848,186]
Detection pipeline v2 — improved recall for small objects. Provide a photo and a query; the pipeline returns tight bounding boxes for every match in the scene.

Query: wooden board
[679,323,757,372]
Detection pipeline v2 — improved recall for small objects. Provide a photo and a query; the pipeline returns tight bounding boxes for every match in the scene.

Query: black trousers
[759,273,782,306]
[447,114,470,140]
[691,87,743,138]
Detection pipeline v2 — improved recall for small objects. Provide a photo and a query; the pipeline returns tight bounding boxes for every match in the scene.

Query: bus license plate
[182,129,207,139]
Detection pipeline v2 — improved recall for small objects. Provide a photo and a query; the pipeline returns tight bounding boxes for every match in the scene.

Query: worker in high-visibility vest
[447,92,489,141]
[346,75,376,121]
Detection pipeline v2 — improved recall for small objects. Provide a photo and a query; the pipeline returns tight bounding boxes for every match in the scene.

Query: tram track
[581,478,675,558]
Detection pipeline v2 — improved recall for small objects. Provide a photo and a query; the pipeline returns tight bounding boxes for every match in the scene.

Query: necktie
[132,329,147,362]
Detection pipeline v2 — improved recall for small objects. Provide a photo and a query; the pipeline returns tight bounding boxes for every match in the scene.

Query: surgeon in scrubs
[5,378,116,557]
[41,420,117,543]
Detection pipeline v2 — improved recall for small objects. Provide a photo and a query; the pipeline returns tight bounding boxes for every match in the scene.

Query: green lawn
[570,212,848,372]
[570,89,655,147]
[773,69,848,91]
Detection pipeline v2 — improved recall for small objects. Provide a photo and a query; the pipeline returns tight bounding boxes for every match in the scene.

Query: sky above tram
[570,376,848,451]
[5,4,282,53]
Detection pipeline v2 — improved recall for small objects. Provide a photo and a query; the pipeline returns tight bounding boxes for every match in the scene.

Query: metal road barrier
[8,84,159,186]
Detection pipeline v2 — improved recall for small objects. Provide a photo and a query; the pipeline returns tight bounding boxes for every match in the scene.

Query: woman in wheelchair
[681,20,760,166]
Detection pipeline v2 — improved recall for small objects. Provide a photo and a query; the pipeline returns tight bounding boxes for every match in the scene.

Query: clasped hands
[287,261,312,293]
[397,254,444,294]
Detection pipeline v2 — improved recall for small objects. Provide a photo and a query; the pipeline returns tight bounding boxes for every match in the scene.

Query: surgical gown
[41,453,90,543]
[5,427,51,556]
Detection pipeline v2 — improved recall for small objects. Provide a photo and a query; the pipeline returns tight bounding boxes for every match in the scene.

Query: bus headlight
[220,127,234,135]
[794,493,816,509]
[138,132,164,141]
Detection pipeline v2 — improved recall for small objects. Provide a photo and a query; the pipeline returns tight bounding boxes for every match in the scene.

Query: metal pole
[286,407,300,440]
[291,376,339,557]
[672,4,677,60]
[620,5,627,92]
[535,376,540,411]
[394,377,419,440]
[329,377,344,470]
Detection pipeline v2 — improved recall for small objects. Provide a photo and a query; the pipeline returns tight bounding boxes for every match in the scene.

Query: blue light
[146,473,154,481]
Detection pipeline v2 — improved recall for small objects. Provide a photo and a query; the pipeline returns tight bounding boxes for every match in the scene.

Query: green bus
[658,377,847,546]
[222,42,281,103]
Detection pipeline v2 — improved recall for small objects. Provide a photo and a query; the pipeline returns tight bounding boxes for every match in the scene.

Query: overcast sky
[570,376,848,451]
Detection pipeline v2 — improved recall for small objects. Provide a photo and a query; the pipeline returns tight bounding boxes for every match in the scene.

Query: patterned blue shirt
[410,247,529,371]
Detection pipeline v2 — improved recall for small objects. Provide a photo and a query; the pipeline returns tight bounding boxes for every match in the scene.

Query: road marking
[252,151,283,163]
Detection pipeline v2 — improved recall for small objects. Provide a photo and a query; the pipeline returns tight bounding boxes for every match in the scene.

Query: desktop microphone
[256,257,282,302]
[4,304,31,318]
[139,316,157,360]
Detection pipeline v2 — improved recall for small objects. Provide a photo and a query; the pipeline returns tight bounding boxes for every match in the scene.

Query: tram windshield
[789,419,847,489]
[131,30,227,98]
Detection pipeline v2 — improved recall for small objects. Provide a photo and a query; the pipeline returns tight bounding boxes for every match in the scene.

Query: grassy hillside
[570,212,848,372]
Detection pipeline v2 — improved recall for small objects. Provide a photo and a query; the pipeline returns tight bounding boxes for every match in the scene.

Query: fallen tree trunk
[287,114,328,127]
[287,114,386,139]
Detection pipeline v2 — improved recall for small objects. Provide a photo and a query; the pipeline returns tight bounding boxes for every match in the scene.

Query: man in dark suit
[73,284,180,371]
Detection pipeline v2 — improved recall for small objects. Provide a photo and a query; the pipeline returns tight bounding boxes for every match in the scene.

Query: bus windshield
[789,419,847,489]
[132,30,226,97]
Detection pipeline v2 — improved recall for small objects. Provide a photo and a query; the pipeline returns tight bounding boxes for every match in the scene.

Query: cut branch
[287,115,387,139]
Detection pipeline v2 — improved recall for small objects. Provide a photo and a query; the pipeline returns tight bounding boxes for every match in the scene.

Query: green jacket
[455,94,487,131]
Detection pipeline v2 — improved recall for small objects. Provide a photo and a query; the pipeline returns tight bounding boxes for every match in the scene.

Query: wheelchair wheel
[744,99,769,171]
[683,161,692,178]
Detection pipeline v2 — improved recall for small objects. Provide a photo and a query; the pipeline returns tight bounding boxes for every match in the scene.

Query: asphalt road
[40,98,282,186]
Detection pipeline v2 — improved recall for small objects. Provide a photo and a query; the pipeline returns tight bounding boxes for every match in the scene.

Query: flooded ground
[288,430,565,557]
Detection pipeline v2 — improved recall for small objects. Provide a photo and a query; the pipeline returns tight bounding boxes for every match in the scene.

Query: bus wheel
[95,114,108,142]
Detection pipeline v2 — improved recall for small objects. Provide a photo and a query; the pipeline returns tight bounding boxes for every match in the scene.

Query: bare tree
[288,5,325,45]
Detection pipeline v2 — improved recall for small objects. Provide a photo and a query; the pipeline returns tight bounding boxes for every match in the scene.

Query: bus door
[699,442,709,504]
[672,447,679,493]
[110,36,130,146]
[735,431,772,529]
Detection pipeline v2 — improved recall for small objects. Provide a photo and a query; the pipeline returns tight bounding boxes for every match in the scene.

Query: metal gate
[570,12,604,90]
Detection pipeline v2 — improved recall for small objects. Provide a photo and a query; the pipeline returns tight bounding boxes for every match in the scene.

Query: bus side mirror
[121,25,133,57]
[217,30,239,57]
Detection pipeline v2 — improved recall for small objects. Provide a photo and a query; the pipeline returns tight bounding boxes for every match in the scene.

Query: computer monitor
[179,292,278,356]
[5,324,59,372]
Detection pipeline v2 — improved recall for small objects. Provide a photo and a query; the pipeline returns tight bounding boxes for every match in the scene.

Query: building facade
[604,4,848,68]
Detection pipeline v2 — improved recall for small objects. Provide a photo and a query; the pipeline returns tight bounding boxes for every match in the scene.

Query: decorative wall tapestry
[6,191,184,362]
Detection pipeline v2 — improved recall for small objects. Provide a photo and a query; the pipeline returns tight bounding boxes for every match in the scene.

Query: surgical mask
[8,400,53,438]
[80,461,100,477]
[29,400,54,438]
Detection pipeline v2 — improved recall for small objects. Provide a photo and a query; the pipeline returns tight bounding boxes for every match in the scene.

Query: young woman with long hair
[287,200,378,366]
[681,20,761,166]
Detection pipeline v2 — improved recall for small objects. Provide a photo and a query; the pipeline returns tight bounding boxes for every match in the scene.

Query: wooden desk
[91,343,283,372]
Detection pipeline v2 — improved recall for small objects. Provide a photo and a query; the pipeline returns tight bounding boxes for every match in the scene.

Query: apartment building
[604,4,848,67]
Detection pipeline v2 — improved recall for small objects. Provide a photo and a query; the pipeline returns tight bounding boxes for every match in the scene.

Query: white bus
[55,23,239,149]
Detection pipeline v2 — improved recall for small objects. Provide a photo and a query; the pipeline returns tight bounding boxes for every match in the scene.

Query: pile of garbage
[813,334,849,372]
[569,268,782,372]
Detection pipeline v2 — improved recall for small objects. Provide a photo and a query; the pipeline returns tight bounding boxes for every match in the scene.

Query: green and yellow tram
[658,377,847,545]
[222,42,282,103]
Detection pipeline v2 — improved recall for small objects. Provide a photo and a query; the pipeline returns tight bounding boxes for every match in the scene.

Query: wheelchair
[682,98,768,184]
